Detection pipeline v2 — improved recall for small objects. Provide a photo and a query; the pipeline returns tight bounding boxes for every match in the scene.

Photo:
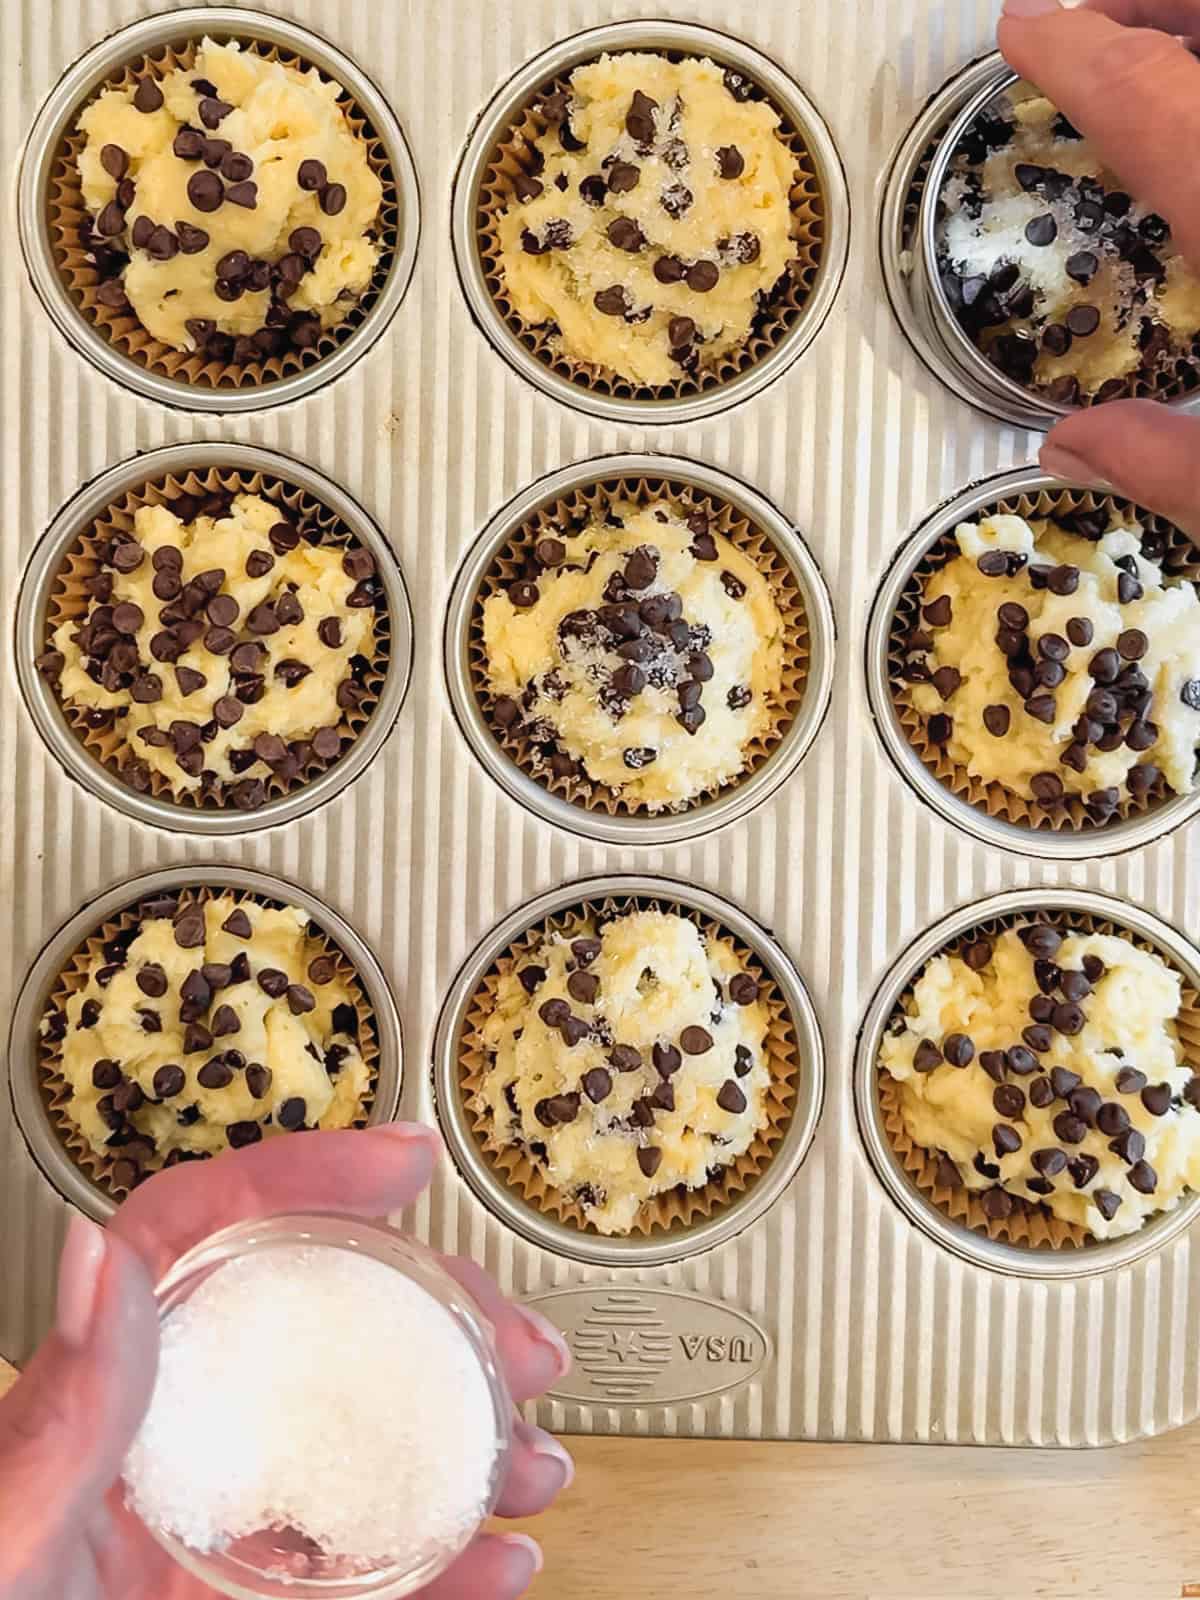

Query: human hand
[998,0,1200,268]
[998,0,1200,524]
[0,1125,573,1600]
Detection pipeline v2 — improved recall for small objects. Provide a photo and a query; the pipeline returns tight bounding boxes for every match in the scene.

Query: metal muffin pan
[15,442,414,836]
[8,865,404,1225]
[879,51,1200,430]
[451,18,850,426]
[443,453,836,846]
[5,0,1200,1447]
[865,466,1200,860]
[433,873,825,1268]
[856,887,1200,1281]
[18,6,421,413]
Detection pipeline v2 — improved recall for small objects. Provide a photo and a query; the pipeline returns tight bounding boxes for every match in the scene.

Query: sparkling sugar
[124,1244,501,1572]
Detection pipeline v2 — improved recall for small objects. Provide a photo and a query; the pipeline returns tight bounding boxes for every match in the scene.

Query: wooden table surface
[4,1357,1194,1597]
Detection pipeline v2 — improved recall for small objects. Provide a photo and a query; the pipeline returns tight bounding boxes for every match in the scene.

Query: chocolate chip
[186,170,223,212]
[981,1188,1014,1220]
[90,1059,121,1090]
[319,182,347,216]
[993,1124,1022,1157]
[1053,1111,1088,1144]
[173,906,206,949]
[1025,213,1057,246]
[606,161,640,194]
[913,1039,943,1073]
[993,1084,1026,1119]
[1096,1101,1130,1137]
[581,1066,613,1104]
[652,1042,681,1078]
[226,180,258,209]
[653,254,685,284]
[961,938,993,972]
[567,971,599,1005]
[1117,628,1148,661]
[686,260,719,293]
[982,704,1011,737]
[1129,1159,1158,1194]
[942,1032,974,1067]
[1031,1147,1068,1178]
[1066,305,1100,338]
[930,665,961,701]
[1030,772,1064,803]
[536,1093,581,1127]
[1041,323,1071,357]
[1141,1082,1173,1117]
[257,968,289,999]
[716,1080,747,1115]
[637,1145,663,1178]
[927,713,953,744]
[133,76,164,112]
[728,972,759,1006]
[716,144,745,179]
[312,727,341,762]
[221,151,253,183]
[680,1026,713,1055]
[211,1004,240,1037]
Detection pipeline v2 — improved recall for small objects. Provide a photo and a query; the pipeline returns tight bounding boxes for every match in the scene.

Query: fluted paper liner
[908,100,1200,407]
[458,894,801,1240]
[47,37,397,392]
[475,55,826,401]
[43,463,390,811]
[38,885,379,1202]
[878,909,1200,1251]
[470,473,809,817]
[888,486,1200,833]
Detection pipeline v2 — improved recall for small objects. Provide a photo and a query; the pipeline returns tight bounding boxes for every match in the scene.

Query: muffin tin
[4,0,1200,1452]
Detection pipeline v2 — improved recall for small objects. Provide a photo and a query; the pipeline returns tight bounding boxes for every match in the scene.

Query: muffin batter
[880,924,1200,1239]
[481,500,786,811]
[937,89,1200,402]
[44,893,371,1190]
[478,909,772,1234]
[76,39,383,362]
[901,511,1200,818]
[495,53,800,387]
[38,490,378,810]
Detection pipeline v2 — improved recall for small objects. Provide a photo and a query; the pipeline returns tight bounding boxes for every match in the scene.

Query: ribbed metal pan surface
[3,0,1199,1448]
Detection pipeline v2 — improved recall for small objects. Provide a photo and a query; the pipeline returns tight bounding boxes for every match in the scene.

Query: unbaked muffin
[36,486,381,813]
[494,53,802,388]
[879,920,1200,1240]
[896,509,1200,823]
[480,497,786,812]
[74,37,383,369]
[936,86,1200,404]
[40,890,373,1195]
[477,907,773,1234]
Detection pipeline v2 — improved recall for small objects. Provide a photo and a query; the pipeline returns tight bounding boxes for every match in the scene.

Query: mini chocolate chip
[680,1026,713,1055]
[186,170,223,212]
[225,181,258,209]
[1025,213,1057,246]
[686,260,719,293]
[567,970,599,1005]
[637,1146,662,1178]
[983,704,1011,737]
[943,1032,974,1067]
[1066,305,1101,338]
[927,713,953,745]
[582,1067,613,1103]
[994,1084,1026,1119]
[1129,1159,1158,1194]
[652,1042,681,1077]
[257,968,289,999]
[913,1039,944,1072]
[1141,1082,1173,1116]
[717,1080,748,1114]
[245,1064,272,1100]
[211,1004,240,1037]
[981,1188,1014,1220]
[1030,772,1064,803]
[277,1096,307,1131]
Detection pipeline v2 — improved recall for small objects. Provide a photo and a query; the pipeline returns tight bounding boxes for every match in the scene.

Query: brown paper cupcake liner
[457,893,800,1239]
[912,107,1200,406]
[44,463,390,811]
[38,884,380,1202]
[475,57,825,401]
[888,486,1200,833]
[48,37,397,391]
[878,909,1200,1251]
[470,472,809,817]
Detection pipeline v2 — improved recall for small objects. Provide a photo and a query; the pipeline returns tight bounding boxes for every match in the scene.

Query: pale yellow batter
[42,492,376,807]
[76,39,382,354]
[938,90,1200,400]
[880,925,1200,1239]
[46,893,370,1185]
[906,512,1200,809]
[480,910,772,1234]
[482,500,785,811]
[496,53,799,387]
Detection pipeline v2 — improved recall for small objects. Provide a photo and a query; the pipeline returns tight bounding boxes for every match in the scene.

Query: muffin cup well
[867,469,1200,859]
[433,876,825,1268]
[452,20,849,424]
[18,443,413,835]
[20,7,419,411]
[856,889,1200,1280]
[11,867,403,1223]
[445,454,834,847]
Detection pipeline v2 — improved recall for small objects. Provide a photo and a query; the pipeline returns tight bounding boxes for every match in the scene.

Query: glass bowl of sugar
[122,1213,513,1599]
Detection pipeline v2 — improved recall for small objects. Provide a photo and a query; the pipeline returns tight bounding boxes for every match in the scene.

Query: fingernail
[57,1213,107,1348]
[369,1121,441,1151]
[529,1428,575,1491]
[516,1304,572,1377]
[1040,444,1110,487]
[1002,0,1062,16]
[500,1533,544,1577]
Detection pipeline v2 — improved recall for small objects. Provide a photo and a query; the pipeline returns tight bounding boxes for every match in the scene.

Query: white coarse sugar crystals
[123,1243,501,1575]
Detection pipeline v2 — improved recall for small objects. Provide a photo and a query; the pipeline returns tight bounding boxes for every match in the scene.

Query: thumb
[0,1216,159,1593]
[1040,398,1200,538]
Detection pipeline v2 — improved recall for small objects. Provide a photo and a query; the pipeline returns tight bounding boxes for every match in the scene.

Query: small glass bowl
[124,1213,512,1600]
